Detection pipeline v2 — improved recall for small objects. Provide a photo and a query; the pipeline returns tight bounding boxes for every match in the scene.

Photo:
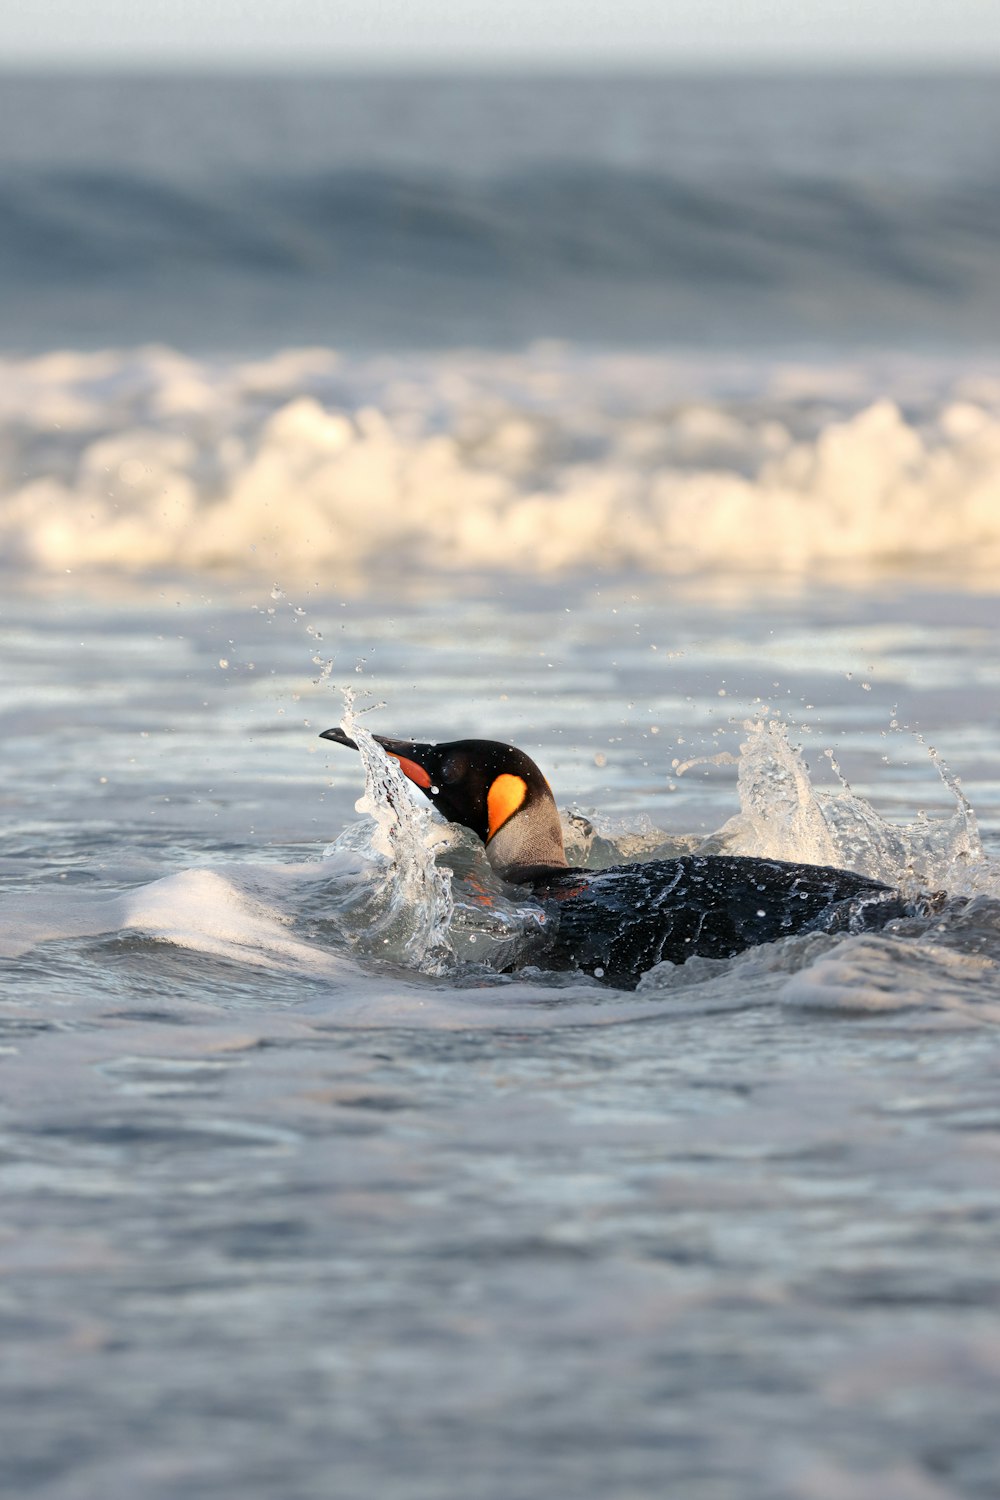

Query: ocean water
[3,72,1000,351]
[2,72,1000,1500]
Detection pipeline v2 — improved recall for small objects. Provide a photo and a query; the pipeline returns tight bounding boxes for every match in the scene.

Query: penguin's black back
[528,854,905,989]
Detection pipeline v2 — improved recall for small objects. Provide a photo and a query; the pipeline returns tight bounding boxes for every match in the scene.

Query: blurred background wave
[3,71,999,352]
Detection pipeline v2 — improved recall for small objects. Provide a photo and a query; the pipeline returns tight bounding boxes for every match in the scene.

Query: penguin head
[320,728,567,879]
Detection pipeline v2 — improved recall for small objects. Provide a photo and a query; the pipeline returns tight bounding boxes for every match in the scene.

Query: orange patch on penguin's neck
[486,773,527,840]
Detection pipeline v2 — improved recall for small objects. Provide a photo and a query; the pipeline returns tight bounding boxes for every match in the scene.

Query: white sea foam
[4,346,1000,584]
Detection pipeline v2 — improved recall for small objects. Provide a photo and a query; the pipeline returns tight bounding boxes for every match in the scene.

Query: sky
[2,0,999,70]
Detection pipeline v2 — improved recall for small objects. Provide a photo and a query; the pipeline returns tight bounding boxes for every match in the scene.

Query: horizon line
[2,53,999,77]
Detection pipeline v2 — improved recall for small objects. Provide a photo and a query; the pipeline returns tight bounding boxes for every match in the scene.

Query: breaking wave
[4,345,1000,585]
[6,160,1000,352]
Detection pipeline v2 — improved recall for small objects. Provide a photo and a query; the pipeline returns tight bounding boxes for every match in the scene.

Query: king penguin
[320,728,909,989]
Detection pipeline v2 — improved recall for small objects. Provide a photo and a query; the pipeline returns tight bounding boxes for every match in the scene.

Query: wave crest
[4,347,1000,583]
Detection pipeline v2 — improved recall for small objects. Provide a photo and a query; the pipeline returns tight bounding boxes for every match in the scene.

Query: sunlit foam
[3,348,1000,585]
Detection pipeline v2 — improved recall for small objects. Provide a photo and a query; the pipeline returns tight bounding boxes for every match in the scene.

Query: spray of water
[718,719,989,896]
[326,689,455,975]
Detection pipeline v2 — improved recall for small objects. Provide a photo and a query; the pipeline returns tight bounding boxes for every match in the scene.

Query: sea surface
[2,71,1000,350]
[2,72,1000,1500]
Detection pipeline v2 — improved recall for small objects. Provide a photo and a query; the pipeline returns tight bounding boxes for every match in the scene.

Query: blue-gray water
[2,72,1000,350]
[3,576,1000,1499]
[3,70,1000,1500]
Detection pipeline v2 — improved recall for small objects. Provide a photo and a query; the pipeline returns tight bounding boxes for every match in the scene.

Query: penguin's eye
[440,754,467,785]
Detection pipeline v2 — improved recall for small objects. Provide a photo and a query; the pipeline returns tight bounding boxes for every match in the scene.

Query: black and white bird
[321,728,908,988]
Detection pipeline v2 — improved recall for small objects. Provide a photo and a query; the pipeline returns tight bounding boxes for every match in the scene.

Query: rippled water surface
[4,66,1000,1500]
[2,574,1000,1499]
[3,73,1000,349]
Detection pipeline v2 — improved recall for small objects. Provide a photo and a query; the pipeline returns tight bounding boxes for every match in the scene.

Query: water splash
[323,690,455,975]
[718,719,991,895]
[315,707,996,988]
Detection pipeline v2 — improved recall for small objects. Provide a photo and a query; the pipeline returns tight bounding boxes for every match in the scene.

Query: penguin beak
[319,727,435,791]
[318,726,358,751]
